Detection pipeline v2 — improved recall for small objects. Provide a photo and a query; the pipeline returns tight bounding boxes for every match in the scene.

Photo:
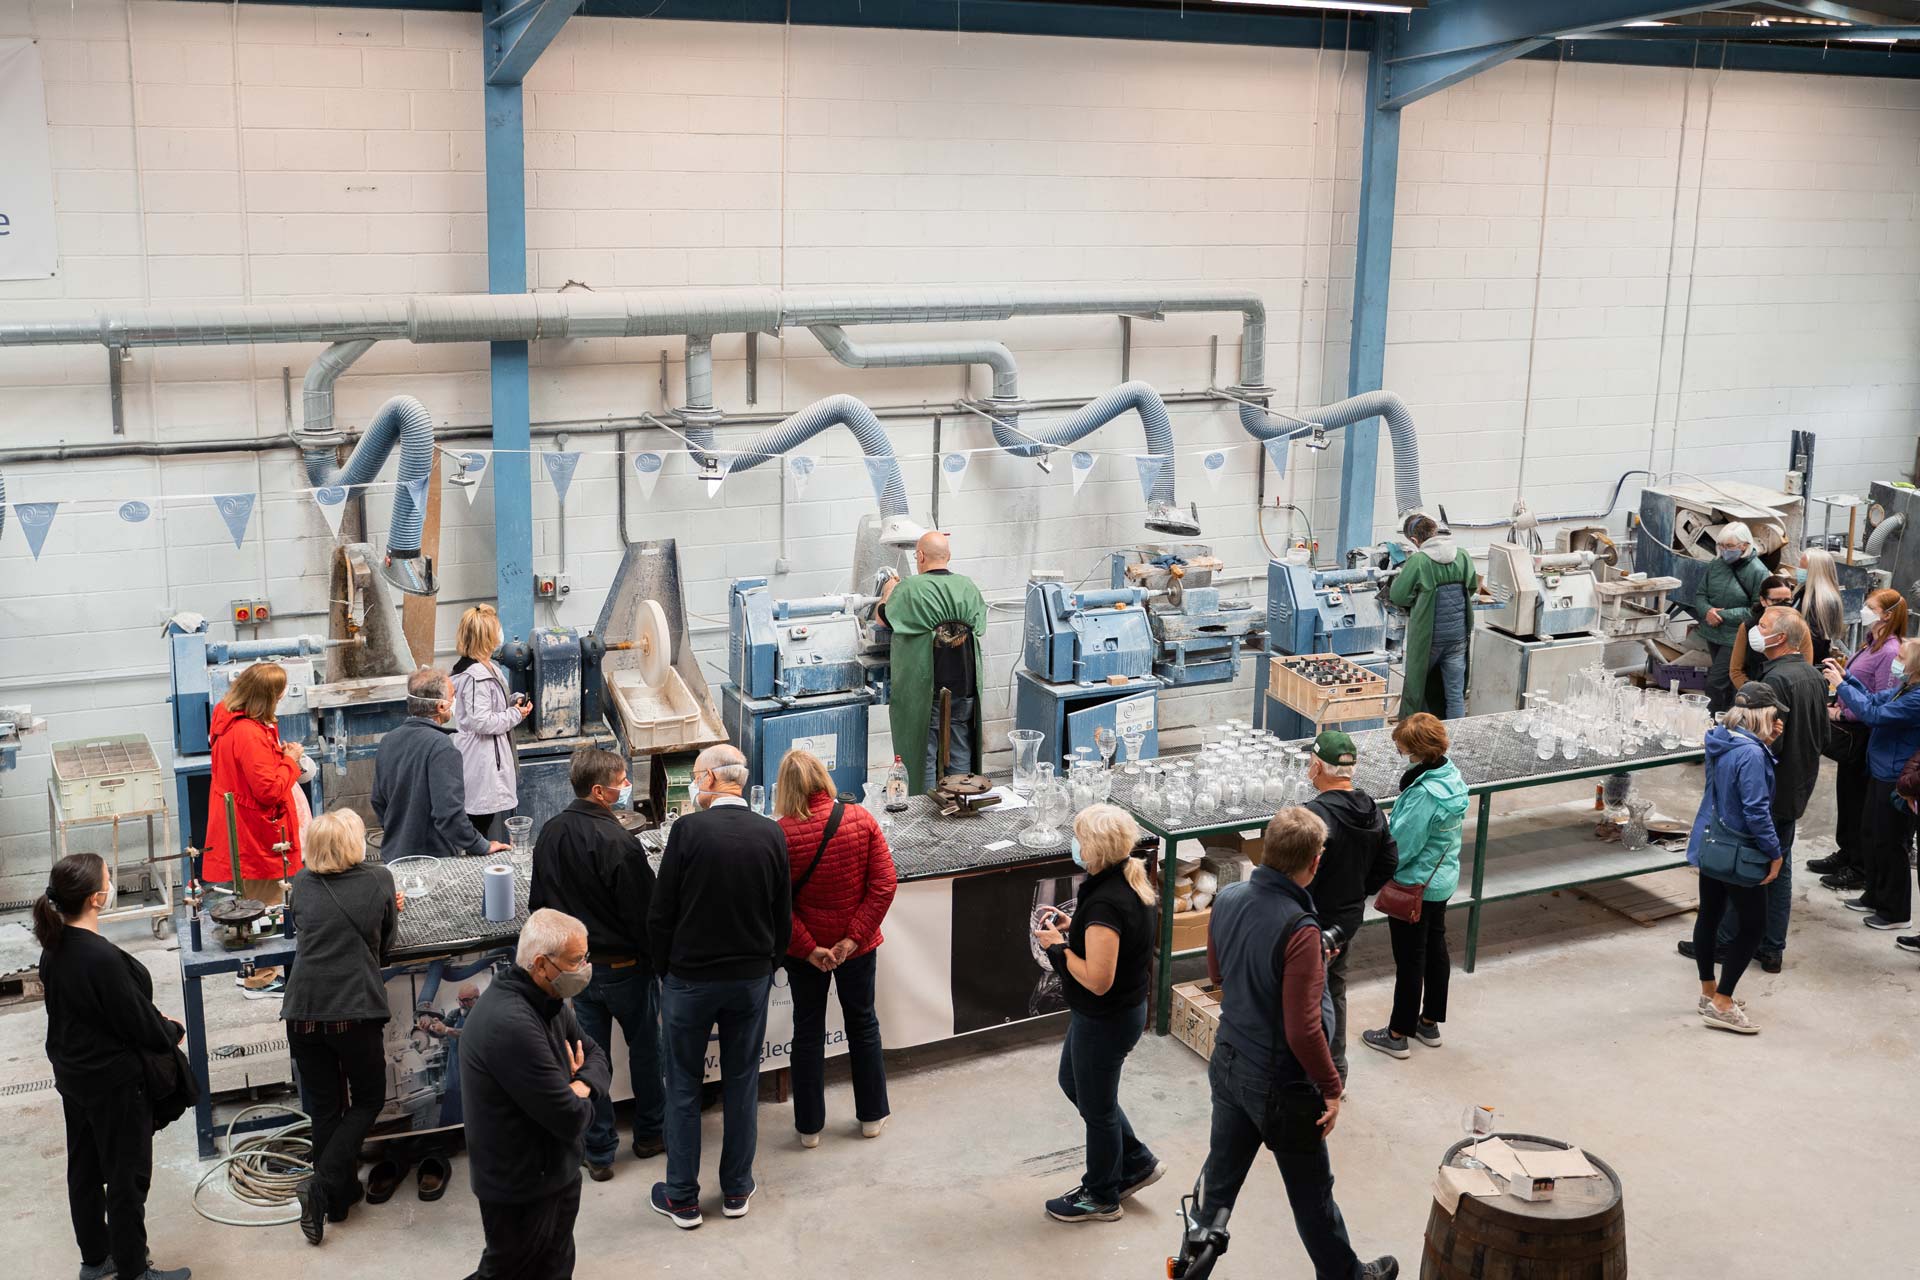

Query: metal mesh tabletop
[389,853,531,956]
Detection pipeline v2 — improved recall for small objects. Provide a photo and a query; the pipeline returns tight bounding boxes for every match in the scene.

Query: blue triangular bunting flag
[214,493,256,549]
[14,502,59,559]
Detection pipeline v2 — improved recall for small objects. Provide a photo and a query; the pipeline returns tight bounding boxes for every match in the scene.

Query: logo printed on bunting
[862,456,896,501]
[313,485,348,537]
[631,451,664,501]
[1201,450,1230,493]
[214,493,256,549]
[1133,455,1167,503]
[788,454,815,499]
[1070,450,1097,496]
[542,451,581,503]
[1263,438,1289,481]
[117,500,151,524]
[456,452,488,506]
[940,451,969,495]
[13,501,58,559]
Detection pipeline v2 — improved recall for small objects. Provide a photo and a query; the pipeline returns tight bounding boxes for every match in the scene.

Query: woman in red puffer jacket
[774,748,897,1146]
[204,662,305,998]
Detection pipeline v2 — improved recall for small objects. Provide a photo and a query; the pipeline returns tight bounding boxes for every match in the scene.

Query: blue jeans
[924,694,974,782]
[1718,821,1794,956]
[1430,638,1467,720]
[1201,1043,1364,1280]
[1057,1004,1154,1204]
[785,950,889,1135]
[572,961,664,1164]
[660,973,771,1202]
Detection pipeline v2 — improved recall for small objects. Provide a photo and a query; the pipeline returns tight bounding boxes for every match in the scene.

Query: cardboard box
[1168,980,1222,1060]
[1171,907,1211,954]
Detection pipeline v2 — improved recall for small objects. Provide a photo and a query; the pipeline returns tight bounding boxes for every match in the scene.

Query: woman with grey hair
[1694,521,1769,714]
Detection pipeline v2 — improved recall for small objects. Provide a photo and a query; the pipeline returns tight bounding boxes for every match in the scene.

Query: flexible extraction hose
[300,394,436,593]
[191,1104,312,1227]
[682,394,909,517]
[1867,512,1904,557]
[991,380,1177,505]
[1237,390,1424,516]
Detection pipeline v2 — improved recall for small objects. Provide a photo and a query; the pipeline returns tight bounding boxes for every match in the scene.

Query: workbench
[1110,711,1705,1035]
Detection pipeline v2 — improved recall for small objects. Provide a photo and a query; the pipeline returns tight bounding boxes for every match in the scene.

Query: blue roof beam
[1766,1,1907,24]
[486,0,583,86]
[1574,22,1920,40]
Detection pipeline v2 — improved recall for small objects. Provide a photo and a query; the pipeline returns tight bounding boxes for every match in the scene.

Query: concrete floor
[4,760,1917,1279]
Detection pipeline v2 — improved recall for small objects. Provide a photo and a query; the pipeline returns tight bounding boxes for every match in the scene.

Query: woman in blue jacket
[1362,713,1468,1062]
[1687,688,1784,1035]
[1828,637,1920,932]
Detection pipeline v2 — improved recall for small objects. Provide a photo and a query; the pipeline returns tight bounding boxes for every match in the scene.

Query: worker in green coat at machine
[877,531,988,794]
[1390,515,1479,721]
[1694,521,1769,715]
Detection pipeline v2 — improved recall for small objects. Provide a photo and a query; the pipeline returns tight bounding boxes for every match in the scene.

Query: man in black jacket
[529,745,663,1176]
[459,907,610,1280]
[646,743,791,1229]
[372,668,511,859]
[1301,729,1399,1082]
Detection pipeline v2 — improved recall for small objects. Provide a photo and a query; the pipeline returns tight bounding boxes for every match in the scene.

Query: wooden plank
[402,449,443,669]
[1574,867,1699,926]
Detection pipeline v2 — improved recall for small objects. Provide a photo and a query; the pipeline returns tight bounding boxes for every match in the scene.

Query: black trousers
[63,1083,154,1280]
[467,1181,582,1280]
[785,950,889,1135]
[468,812,507,842]
[1387,902,1450,1036]
[290,1020,387,1208]
[1694,872,1765,996]
[1830,729,1871,871]
[1706,642,1736,715]
[1861,776,1916,923]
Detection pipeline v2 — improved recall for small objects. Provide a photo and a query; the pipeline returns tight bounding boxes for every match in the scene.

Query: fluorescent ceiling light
[1208,1,1416,13]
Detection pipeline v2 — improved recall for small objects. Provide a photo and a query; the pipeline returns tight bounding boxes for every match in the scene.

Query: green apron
[1389,546,1479,720]
[883,570,988,794]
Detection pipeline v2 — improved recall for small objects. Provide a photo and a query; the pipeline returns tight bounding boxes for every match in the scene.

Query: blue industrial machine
[1256,557,1394,740]
[495,627,609,743]
[1109,544,1259,686]
[1015,573,1163,769]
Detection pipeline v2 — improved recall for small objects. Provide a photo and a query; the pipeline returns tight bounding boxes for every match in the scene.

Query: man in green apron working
[1390,515,1478,721]
[877,531,988,794]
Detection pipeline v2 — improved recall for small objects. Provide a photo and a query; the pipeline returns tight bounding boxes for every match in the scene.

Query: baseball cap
[1733,682,1783,714]
[1313,729,1357,765]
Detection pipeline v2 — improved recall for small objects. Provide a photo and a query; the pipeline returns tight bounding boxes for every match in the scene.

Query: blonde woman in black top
[37,852,191,1280]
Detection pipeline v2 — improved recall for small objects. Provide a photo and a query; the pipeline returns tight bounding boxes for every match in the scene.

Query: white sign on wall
[0,40,58,281]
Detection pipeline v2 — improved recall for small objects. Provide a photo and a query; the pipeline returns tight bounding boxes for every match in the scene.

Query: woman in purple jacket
[1810,589,1907,893]
[1828,635,1920,934]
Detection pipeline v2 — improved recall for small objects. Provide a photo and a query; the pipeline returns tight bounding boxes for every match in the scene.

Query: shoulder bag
[1374,859,1441,925]
[792,801,844,900]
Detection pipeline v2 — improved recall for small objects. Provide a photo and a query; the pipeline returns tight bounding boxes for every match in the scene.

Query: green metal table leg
[1156,834,1181,1034]
[1465,792,1491,974]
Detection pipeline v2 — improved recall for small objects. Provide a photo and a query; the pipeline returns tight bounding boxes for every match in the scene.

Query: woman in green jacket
[1363,713,1468,1062]
[1694,521,1769,715]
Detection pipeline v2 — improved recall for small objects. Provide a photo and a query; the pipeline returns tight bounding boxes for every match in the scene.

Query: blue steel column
[1340,20,1400,556]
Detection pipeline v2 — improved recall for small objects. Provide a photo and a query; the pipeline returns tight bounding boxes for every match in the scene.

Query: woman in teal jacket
[1694,521,1768,715]
[1363,713,1468,1061]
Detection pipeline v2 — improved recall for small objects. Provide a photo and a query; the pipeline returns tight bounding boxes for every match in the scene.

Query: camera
[1320,923,1348,959]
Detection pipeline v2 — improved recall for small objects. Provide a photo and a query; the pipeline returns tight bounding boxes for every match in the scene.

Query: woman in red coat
[774,748,897,1146]
[204,662,305,998]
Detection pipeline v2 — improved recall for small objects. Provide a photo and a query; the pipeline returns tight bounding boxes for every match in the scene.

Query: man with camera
[1301,729,1400,1082]
[1199,805,1397,1280]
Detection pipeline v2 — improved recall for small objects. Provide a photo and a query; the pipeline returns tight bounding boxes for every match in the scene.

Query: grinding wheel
[634,598,672,688]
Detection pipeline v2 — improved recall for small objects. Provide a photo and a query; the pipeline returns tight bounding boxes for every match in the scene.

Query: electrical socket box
[534,574,571,601]
[230,597,271,625]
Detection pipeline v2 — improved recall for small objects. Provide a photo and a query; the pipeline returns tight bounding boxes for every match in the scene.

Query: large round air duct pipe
[1237,390,1424,518]
[299,394,439,596]
[986,381,1193,535]
[1867,512,1904,557]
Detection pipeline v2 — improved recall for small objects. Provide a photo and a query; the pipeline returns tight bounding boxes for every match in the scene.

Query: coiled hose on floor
[191,1104,313,1227]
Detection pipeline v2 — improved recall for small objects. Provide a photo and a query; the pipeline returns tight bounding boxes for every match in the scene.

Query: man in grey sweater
[372,669,511,859]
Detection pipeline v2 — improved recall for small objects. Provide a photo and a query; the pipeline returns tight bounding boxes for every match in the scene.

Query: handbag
[1374,862,1441,924]
[792,801,844,900]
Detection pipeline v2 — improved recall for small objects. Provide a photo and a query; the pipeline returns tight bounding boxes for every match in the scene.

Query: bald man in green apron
[877,531,988,794]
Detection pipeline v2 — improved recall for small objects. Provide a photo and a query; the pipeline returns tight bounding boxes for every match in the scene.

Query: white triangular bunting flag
[788,454,815,499]
[631,451,664,501]
[402,476,430,521]
[313,485,348,537]
[1133,454,1166,503]
[1263,438,1290,480]
[704,454,735,499]
[1201,450,1230,493]
[543,451,581,503]
[214,493,256,549]
[939,451,969,495]
[14,501,59,559]
[455,451,489,506]
[1070,450,1096,496]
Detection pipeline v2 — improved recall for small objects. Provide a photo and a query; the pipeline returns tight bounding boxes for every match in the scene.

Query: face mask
[1862,606,1881,627]
[99,881,116,912]
[606,781,632,808]
[1893,661,1908,683]
[1720,546,1744,563]
[1747,624,1769,652]
[544,956,592,999]
[1069,836,1086,869]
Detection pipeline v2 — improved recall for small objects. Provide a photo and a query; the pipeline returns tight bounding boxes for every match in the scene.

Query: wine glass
[1094,726,1117,771]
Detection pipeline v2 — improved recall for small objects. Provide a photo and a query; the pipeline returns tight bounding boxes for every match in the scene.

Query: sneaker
[586,1162,614,1183]
[237,975,286,1000]
[650,1183,702,1230]
[799,1131,821,1149]
[295,1176,325,1246]
[861,1116,889,1139]
[1842,896,1876,913]
[1414,1021,1442,1048]
[1757,951,1782,974]
[78,1261,116,1280]
[1864,914,1911,931]
[1805,854,1844,874]
[1362,1028,1409,1060]
[1822,870,1866,892]
[1700,1001,1760,1035]
[631,1135,665,1160]
[1362,1259,1401,1280]
[1119,1158,1167,1201]
[132,1270,192,1280]
[1696,994,1745,1013]
[1895,935,1920,954]
[1044,1186,1123,1223]
[722,1188,753,1219]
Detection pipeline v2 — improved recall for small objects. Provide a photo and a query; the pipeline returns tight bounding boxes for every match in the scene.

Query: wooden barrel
[1421,1134,1627,1279]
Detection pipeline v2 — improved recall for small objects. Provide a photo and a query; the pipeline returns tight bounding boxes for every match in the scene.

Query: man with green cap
[1301,728,1399,1081]
[877,530,988,794]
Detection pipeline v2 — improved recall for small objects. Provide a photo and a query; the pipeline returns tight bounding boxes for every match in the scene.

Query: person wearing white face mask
[1827,635,1920,932]
[530,746,663,1178]
[646,744,790,1228]
[1810,588,1910,893]
[1693,522,1769,714]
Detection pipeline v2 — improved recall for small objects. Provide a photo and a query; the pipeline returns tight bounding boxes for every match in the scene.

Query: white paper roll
[483,863,515,923]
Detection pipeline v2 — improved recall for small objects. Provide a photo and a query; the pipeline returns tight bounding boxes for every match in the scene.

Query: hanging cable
[191,1104,313,1227]
[1667,42,1729,478]
[1512,45,1566,503]
[1647,41,1704,476]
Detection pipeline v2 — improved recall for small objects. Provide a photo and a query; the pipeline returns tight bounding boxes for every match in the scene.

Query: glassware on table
[1622,798,1653,850]
[1535,731,1557,761]
[750,784,767,815]
[1094,726,1118,771]
[1120,725,1147,770]
[505,816,534,855]
[1020,763,1072,848]
[1009,729,1045,792]
[1192,777,1220,818]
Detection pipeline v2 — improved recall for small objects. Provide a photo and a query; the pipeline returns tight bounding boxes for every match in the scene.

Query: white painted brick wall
[0,2,1916,897]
